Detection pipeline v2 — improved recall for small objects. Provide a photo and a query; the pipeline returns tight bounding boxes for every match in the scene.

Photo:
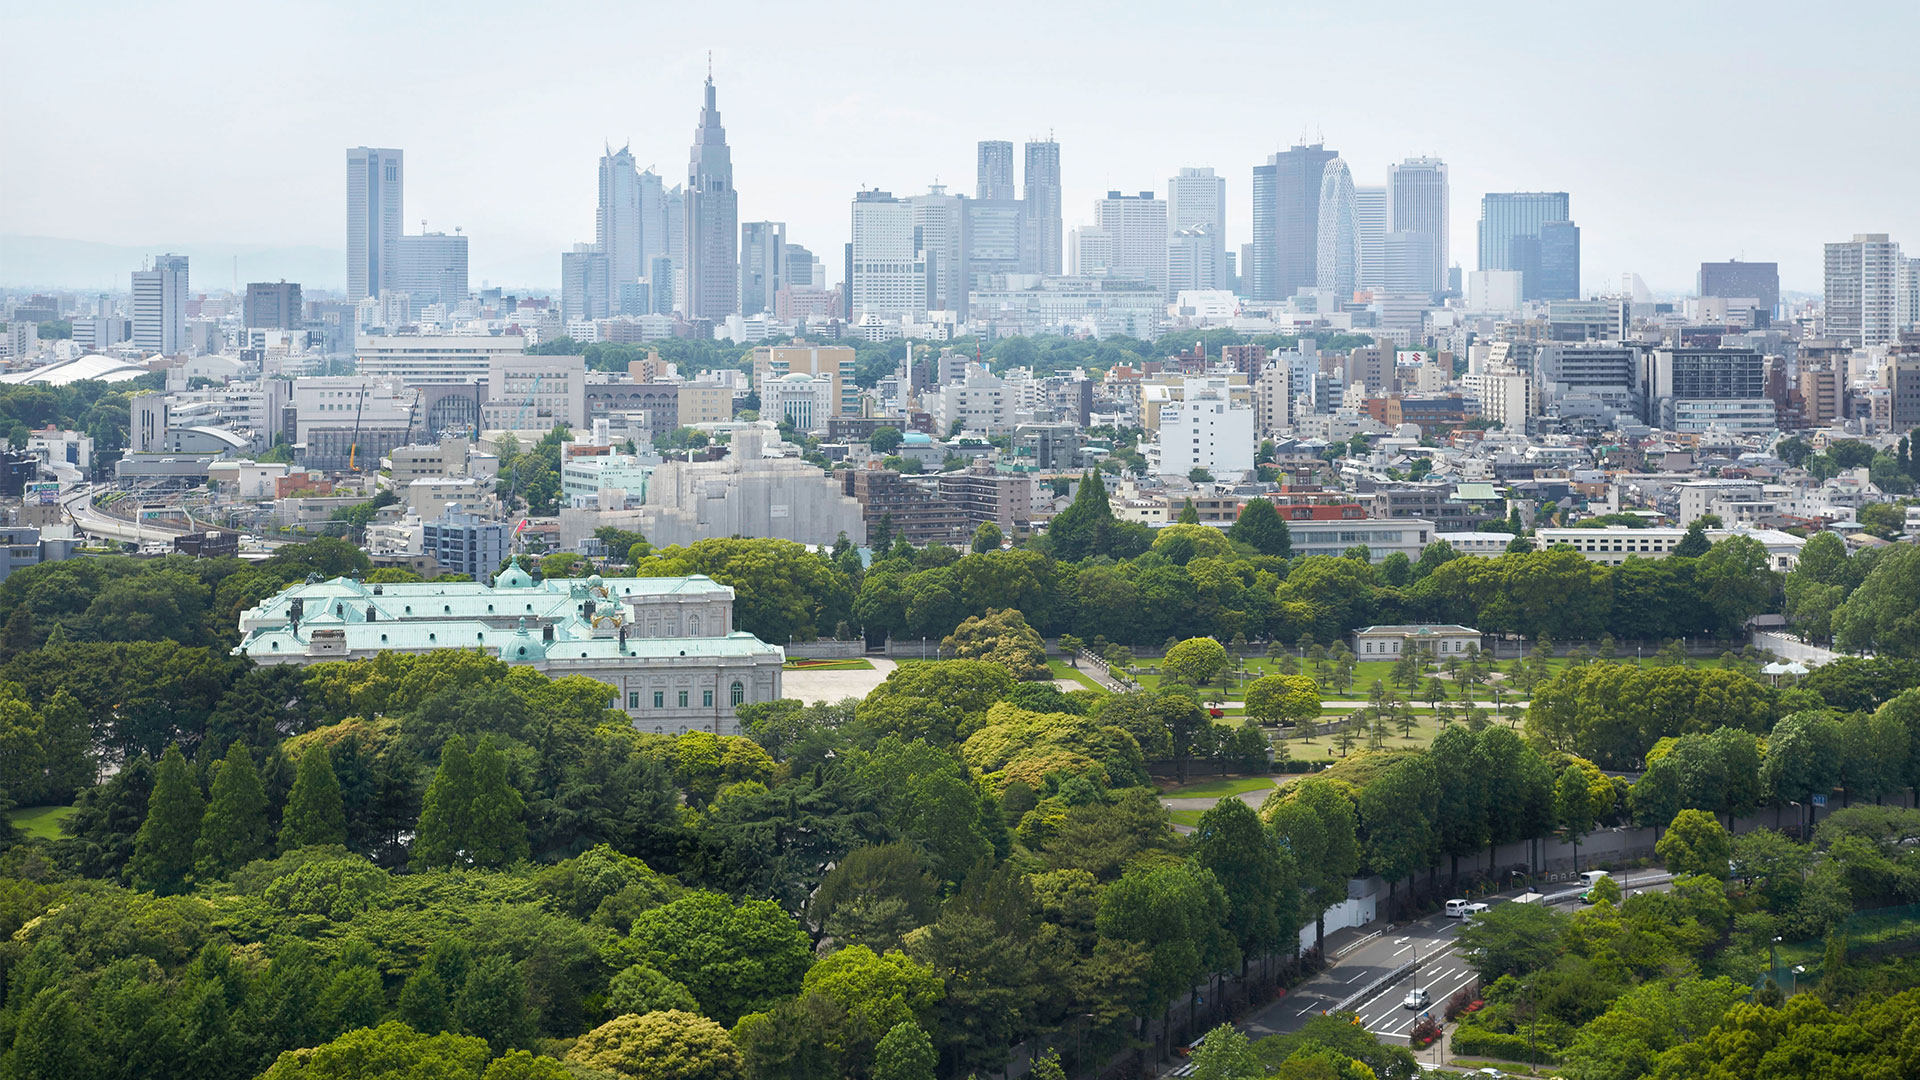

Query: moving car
[1402,987,1431,1010]
[1445,898,1471,917]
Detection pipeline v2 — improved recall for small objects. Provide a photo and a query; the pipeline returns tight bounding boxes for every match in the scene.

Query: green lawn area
[1048,659,1106,693]
[1123,655,1649,702]
[8,804,74,841]
[1168,808,1206,827]
[781,657,875,671]
[1256,710,1530,762]
[1157,775,1278,799]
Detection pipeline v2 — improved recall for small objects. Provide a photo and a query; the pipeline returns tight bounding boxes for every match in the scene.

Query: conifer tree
[281,741,346,850]
[195,741,270,878]
[414,737,475,868]
[130,744,203,894]
[466,735,529,868]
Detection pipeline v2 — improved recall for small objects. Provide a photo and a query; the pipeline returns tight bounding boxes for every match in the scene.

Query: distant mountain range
[0,235,344,292]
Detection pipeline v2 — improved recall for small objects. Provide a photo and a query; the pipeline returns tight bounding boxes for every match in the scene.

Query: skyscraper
[1315,159,1359,303]
[1699,260,1780,317]
[1167,167,1226,291]
[346,147,403,302]
[131,254,188,354]
[1094,190,1170,297]
[1477,192,1569,271]
[638,168,670,281]
[244,282,302,330]
[739,221,786,316]
[683,73,738,320]
[977,140,1016,201]
[393,232,469,313]
[1537,221,1581,301]
[912,186,966,315]
[597,145,642,313]
[1478,192,1576,301]
[1388,157,1448,294]
[561,244,611,323]
[1825,234,1904,347]
[1250,143,1338,301]
[1023,139,1062,275]
[1353,185,1387,291]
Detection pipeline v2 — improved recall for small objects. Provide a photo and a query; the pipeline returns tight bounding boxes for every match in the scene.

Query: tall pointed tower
[683,66,739,320]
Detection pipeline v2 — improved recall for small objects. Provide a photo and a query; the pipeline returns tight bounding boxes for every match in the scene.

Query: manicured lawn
[8,804,74,841]
[781,657,875,671]
[1158,775,1278,799]
[1257,711,1531,762]
[1168,808,1206,827]
[1123,654,1649,702]
[1048,659,1106,693]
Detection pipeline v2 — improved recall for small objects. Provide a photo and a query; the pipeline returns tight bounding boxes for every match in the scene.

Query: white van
[1461,903,1491,921]
[1445,899,1472,918]
[1580,870,1611,890]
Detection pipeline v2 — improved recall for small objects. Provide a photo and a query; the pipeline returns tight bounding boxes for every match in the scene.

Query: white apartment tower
[1825,234,1904,347]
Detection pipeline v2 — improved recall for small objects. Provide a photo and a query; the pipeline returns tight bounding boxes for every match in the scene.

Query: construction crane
[346,383,368,471]
[514,372,544,432]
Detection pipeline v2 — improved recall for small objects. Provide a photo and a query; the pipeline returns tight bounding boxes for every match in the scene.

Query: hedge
[1450,1027,1555,1064]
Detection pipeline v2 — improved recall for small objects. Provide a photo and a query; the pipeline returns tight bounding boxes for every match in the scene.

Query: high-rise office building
[131,254,188,354]
[977,140,1016,200]
[1825,234,1903,348]
[850,190,925,321]
[912,186,966,315]
[638,168,671,285]
[346,147,404,302]
[561,244,611,323]
[963,198,1025,285]
[1167,167,1226,291]
[784,244,823,289]
[1537,221,1581,301]
[1023,139,1062,275]
[1169,226,1220,296]
[1354,185,1387,291]
[1698,260,1780,319]
[663,185,685,312]
[1388,157,1448,295]
[1478,192,1576,301]
[597,144,642,313]
[1094,190,1169,297]
[1250,143,1338,301]
[683,74,738,320]
[393,232,469,311]
[1315,159,1359,303]
[739,221,786,316]
[1383,232,1437,296]
[244,281,302,330]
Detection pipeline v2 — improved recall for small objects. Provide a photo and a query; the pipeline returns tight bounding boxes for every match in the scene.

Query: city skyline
[2,1,1913,294]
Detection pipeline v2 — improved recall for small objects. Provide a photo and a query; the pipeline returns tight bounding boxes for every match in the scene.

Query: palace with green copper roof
[233,565,784,736]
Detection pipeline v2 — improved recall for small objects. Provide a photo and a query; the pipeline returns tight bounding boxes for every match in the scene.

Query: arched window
[730,681,744,706]
[688,615,701,635]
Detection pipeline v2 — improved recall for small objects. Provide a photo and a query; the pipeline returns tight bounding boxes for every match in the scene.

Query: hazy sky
[4,0,1914,295]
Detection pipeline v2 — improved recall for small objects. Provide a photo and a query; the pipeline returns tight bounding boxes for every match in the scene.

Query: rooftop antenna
[708,50,712,79]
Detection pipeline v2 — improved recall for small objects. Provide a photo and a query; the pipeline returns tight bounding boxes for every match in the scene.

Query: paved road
[60,483,186,545]
[1238,869,1676,1048]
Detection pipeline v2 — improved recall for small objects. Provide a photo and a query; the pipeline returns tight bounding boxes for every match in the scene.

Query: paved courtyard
[780,658,898,703]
